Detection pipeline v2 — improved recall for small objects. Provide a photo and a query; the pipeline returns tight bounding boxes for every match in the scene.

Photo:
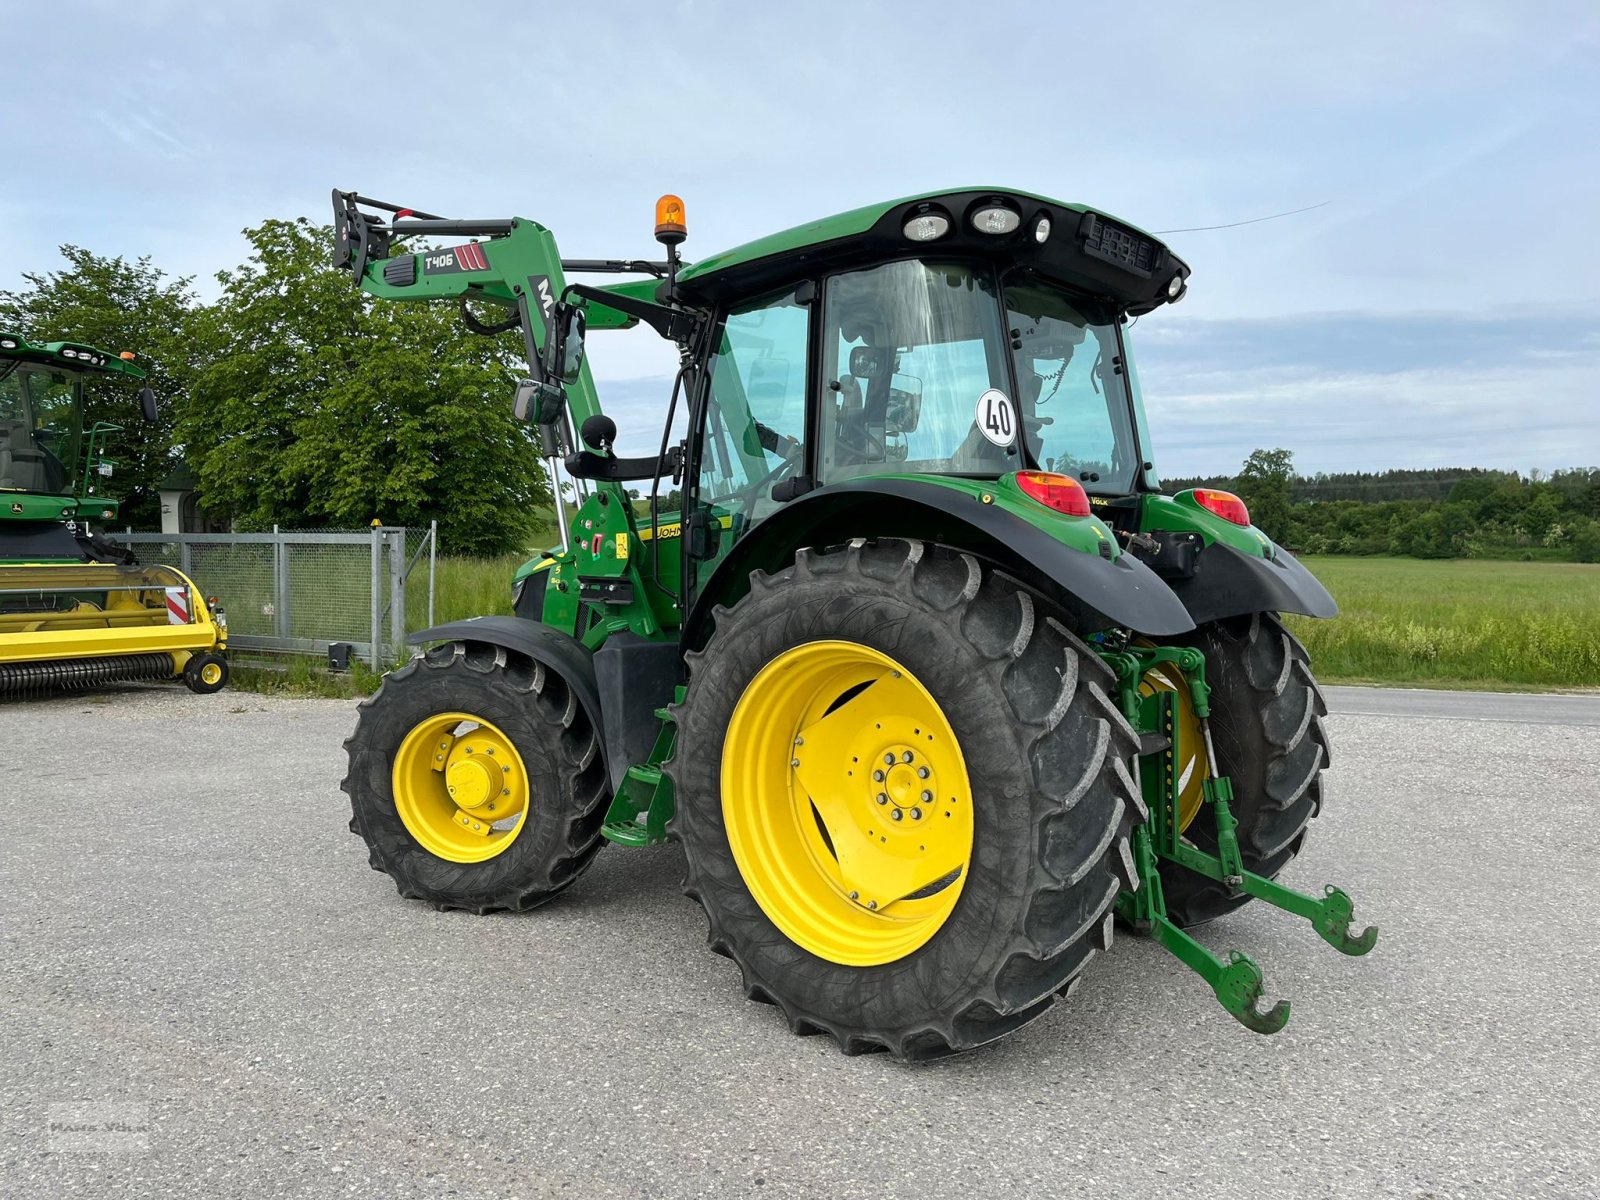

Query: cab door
[684,286,812,605]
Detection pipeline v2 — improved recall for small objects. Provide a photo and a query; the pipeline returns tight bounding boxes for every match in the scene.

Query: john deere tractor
[334,187,1374,1059]
[0,332,228,695]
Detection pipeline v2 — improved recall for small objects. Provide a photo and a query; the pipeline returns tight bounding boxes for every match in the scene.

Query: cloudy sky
[5,1,1597,477]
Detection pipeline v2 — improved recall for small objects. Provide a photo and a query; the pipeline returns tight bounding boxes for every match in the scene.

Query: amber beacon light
[655,194,687,245]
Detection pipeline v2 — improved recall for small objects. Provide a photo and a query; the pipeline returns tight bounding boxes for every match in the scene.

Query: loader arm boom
[331,190,672,427]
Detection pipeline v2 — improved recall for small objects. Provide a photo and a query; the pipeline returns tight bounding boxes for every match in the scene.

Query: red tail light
[1192,488,1251,526]
[1014,471,1091,517]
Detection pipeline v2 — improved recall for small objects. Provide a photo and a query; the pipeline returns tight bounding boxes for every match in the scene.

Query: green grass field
[243,551,1599,695]
[1287,557,1599,690]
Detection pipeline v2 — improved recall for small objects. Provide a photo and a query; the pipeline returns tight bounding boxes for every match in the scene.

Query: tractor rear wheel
[670,539,1143,1061]
[1157,612,1330,927]
[342,641,610,913]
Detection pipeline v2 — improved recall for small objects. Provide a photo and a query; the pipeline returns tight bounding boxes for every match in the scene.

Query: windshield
[0,363,82,495]
[819,260,1019,481]
[1004,279,1139,493]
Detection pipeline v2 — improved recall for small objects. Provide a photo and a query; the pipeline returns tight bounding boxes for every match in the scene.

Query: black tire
[669,539,1144,1061]
[341,641,610,913]
[1157,612,1330,927]
[182,651,229,694]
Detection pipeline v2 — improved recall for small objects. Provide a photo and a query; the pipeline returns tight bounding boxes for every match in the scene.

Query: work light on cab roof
[329,182,1368,1063]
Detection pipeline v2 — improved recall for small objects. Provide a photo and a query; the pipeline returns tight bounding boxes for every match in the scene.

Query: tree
[179,219,548,555]
[0,248,200,527]
[1235,447,1295,542]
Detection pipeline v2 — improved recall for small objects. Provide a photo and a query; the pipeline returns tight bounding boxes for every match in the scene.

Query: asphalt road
[3,683,1597,1199]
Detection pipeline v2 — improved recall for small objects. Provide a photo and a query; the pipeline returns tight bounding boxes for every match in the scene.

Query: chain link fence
[116,525,436,667]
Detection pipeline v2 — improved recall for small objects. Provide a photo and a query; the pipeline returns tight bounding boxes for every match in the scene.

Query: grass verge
[230,553,1600,697]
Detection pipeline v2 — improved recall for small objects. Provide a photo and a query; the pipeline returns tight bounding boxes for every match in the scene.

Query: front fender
[408,616,607,777]
[684,477,1196,649]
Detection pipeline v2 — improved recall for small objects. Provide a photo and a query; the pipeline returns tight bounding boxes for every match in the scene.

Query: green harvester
[334,187,1375,1060]
[0,332,229,695]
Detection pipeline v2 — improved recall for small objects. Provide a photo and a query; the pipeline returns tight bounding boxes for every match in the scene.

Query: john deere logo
[9,503,21,514]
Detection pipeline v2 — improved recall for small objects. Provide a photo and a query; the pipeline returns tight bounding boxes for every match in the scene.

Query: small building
[158,463,230,534]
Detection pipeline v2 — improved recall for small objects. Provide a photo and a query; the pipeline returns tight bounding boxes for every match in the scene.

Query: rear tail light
[1014,471,1091,517]
[1192,488,1251,526]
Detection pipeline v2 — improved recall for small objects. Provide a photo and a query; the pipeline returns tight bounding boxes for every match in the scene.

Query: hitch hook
[1214,951,1291,1035]
[1314,885,1379,957]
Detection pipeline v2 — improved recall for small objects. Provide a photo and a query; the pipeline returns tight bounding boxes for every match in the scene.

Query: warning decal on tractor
[164,587,190,625]
[975,389,1016,447]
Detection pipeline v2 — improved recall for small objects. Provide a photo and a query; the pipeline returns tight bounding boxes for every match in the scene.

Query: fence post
[180,536,192,580]
[428,520,437,627]
[369,524,383,668]
[388,528,405,663]
[273,525,291,642]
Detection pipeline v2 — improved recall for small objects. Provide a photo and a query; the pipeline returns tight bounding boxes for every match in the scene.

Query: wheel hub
[392,713,531,863]
[446,757,495,810]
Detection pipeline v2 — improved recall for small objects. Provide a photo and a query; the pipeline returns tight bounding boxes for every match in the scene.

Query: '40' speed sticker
[975,389,1016,447]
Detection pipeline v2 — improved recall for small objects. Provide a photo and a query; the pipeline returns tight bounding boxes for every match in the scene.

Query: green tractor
[0,332,229,695]
[334,187,1374,1059]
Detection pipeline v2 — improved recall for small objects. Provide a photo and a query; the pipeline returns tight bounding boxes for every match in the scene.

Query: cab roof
[674,187,1189,315]
[0,331,147,379]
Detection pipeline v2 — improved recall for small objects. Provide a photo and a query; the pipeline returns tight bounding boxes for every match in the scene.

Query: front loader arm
[331,190,660,426]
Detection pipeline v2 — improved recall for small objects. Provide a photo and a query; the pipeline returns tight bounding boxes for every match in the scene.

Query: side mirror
[557,306,587,384]
[886,374,923,435]
[138,386,158,423]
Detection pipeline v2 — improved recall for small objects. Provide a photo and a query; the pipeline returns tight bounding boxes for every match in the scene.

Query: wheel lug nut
[876,793,888,805]
[873,770,885,782]
[849,890,859,900]
[910,808,923,821]
[901,751,914,763]
[918,767,930,779]
[791,758,801,768]
[867,900,878,910]
[921,790,933,803]
[891,810,903,822]
[884,753,896,766]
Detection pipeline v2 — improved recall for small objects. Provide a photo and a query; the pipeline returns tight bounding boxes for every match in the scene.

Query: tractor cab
[0,332,157,522]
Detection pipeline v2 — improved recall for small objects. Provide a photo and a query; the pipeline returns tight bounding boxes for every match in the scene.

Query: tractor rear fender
[683,478,1197,651]
[1165,541,1339,626]
[408,616,609,781]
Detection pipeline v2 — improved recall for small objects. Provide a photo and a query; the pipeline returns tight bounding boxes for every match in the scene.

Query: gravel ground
[2,682,1597,1199]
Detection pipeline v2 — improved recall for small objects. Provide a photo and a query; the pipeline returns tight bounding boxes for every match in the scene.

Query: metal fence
[116,524,436,667]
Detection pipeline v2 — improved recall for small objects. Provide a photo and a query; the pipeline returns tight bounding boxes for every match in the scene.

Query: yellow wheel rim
[200,662,224,687]
[1138,659,1209,833]
[722,641,974,967]
[392,712,531,863]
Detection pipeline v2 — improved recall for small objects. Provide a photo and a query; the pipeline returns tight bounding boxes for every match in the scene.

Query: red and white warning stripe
[165,587,191,625]
[454,242,489,271]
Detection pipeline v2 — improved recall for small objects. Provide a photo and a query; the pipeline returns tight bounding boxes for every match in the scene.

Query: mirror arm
[564,445,683,483]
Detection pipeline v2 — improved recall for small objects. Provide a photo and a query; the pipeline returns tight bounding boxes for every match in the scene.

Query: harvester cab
[0,332,229,696]
[334,187,1374,1059]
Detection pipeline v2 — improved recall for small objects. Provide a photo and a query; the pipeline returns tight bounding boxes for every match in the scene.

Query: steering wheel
[731,435,805,527]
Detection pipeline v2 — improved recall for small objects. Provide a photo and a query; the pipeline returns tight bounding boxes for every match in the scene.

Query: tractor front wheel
[1157,612,1330,927]
[670,539,1143,1060]
[342,641,610,913]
